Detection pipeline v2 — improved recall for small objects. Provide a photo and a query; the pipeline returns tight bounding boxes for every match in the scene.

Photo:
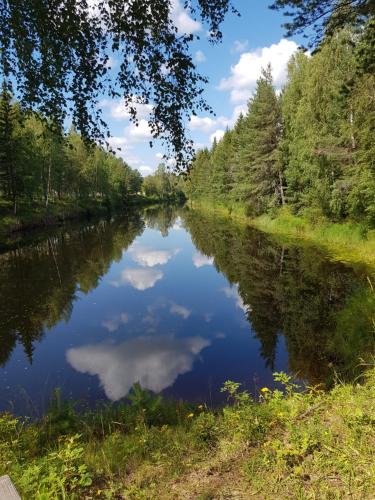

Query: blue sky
[100,0,302,176]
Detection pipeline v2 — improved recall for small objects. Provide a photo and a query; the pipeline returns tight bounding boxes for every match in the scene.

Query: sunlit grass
[190,202,375,268]
[2,367,375,498]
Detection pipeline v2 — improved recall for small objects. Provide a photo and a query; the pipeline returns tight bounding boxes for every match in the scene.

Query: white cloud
[193,142,208,150]
[156,152,164,160]
[107,136,129,149]
[190,105,247,136]
[66,335,210,401]
[231,40,249,54]
[189,115,217,133]
[195,50,206,62]
[125,119,153,141]
[102,313,129,332]
[172,217,183,231]
[222,285,248,314]
[110,268,163,290]
[192,252,214,268]
[210,129,225,144]
[101,97,153,120]
[171,0,201,34]
[170,303,191,319]
[166,158,176,168]
[138,165,153,176]
[219,39,299,103]
[130,246,180,267]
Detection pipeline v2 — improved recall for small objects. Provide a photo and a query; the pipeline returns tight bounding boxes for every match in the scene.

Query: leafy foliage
[0,0,237,166]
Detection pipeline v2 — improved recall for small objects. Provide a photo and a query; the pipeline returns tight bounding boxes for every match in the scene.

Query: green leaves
[0,0,236,168]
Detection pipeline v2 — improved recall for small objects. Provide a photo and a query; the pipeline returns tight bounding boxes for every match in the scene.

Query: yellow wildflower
[261,387,269,393]
[187,413,194,418]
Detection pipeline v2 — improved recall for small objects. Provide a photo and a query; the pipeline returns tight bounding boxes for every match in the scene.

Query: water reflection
[130,245,180,267]
[192,252,214,268]
[183,209,375,382]
[222,285,248,313]
[0,216,144,366]
[66,336,210,401]
[110,267,164,290]
[0,206,374,415]
[101,313,130,332]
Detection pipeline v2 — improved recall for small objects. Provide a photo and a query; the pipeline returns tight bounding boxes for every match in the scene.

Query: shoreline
[188,202,375,269]
[0,197,176,250]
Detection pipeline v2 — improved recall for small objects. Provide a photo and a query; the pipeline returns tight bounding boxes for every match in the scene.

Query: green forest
[186,23,375,225]
[0,86,184,238]
[0,83,145,213]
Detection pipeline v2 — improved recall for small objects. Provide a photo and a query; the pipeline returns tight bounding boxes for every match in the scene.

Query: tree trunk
[279,170,286,206]
[46,156,52,208]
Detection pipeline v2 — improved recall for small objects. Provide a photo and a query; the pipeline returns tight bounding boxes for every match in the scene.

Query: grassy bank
[189,202,375,268]
[1,370,375,499]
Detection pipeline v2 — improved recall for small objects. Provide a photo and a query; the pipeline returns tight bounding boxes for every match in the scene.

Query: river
[0,206,374,415]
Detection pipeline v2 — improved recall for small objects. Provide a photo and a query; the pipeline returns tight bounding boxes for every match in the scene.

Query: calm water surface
[1,207,374,415]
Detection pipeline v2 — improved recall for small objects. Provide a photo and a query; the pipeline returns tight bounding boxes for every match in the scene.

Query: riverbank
[188,202,375,268]
[0,196,172,248]
[2,369,375,499]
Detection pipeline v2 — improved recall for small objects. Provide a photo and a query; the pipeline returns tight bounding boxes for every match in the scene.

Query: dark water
[1,206,374,415]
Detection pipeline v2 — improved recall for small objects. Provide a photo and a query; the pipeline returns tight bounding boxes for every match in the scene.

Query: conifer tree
[0,82,20,213]
[242,65,283,214]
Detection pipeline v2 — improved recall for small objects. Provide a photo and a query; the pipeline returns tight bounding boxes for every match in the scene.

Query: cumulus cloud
[125,119,153,141]
[130,246,180,267]
[192,252,214,268]
[170,0,201,34]
[231,40,249,54]
[210,129,225,144]
[189,115,217,133]
[195,50,206,62]
[189,105,247,136]
[102,313,129,332]
[138,165,153,176]
[107,136,130,149]
[101,97,153,120]
[219,39,298,103]
[110,268,163,290]
[170,303,191,319]
[222,285,248,314]
[66,335,210,400]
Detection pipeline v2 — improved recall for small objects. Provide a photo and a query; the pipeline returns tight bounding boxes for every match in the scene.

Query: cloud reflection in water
[66,335,210,401]
[130,245,180,267]
[110,268,163,290]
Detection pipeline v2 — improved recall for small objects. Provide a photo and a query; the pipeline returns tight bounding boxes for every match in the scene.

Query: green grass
[1,369,375,499]
[190,201,375,268]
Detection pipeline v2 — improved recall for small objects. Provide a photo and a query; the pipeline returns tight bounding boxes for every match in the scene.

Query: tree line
[186,22,375,225]
[0,84,143,214]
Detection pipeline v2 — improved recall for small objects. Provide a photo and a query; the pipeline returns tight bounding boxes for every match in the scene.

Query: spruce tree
[0,82,19,213]
[242,65,283,214]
